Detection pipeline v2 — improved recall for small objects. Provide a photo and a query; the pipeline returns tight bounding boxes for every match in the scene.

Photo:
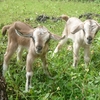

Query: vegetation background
[0,0,100,100]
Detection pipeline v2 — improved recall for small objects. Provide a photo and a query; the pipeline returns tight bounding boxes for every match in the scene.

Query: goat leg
[84,46,90,67]
[25,53,34,92]
[17,46,24,61]
[73,42,80,67]
[3,43,18,76]
[25,71,33,92]
[53,36,68,57]
[41,56,52,78]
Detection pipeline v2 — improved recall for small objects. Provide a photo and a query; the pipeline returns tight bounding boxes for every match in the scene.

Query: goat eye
[92,25,96,29]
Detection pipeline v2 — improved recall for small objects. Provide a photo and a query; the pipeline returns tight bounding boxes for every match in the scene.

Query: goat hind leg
[3,43,18,76]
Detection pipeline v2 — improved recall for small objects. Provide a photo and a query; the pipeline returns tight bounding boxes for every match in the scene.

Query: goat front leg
[84,46,90,67]
[53,36,67,57]
[25,53,34,92]
[73,42,80,67]
[41,55,52,78]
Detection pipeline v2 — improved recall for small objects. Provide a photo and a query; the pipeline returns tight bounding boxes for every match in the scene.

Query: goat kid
[53,15,100,67]
[14,23,63,92]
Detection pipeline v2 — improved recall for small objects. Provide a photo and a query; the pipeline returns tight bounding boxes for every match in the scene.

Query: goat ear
[71,23,84,34]
[98,23,100,30]
[50,33,65,41]
[15,29,33,38]
[95,22,100,30]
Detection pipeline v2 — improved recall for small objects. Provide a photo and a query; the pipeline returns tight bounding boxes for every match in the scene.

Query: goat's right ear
[71,23,84,34]
[15,29,33,38]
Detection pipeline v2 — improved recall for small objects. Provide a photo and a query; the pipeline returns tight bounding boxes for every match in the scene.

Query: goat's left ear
[50,33,65,41]
[95,22,100,30]
[71,23,84,34]
[98,23,100,30]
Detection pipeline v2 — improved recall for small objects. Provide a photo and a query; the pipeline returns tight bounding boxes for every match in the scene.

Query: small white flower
[67,45,72,51]
[85,68,89,72]
[57,87,60,90]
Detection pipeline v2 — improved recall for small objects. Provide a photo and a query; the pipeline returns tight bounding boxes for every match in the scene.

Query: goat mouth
[86,41,92,45]
[36,50,42,54]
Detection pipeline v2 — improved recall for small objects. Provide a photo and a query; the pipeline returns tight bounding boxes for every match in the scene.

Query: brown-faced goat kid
[53,15,100,67]
[8,22,63,92]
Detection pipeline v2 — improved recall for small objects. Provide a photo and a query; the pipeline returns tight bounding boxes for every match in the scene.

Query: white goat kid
[53,15,100,67]
[15,25,63,92]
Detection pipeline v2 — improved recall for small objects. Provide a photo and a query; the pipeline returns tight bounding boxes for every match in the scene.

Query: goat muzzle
[87,36,92,44]
[35,46,43,54]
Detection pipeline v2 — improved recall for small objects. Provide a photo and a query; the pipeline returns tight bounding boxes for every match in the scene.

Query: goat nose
[87,36,92,41]
[36,46,42,51]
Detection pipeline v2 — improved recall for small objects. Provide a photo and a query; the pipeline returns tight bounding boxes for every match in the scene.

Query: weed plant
[0,0,100,100]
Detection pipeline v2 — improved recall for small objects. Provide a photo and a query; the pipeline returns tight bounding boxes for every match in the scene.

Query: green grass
[0,0,100,100]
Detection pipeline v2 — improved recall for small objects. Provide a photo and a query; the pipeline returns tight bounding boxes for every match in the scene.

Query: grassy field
[0,0,100,100]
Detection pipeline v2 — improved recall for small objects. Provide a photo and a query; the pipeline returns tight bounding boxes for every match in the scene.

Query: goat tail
[2,25,11,36]
[60,14,69,21]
